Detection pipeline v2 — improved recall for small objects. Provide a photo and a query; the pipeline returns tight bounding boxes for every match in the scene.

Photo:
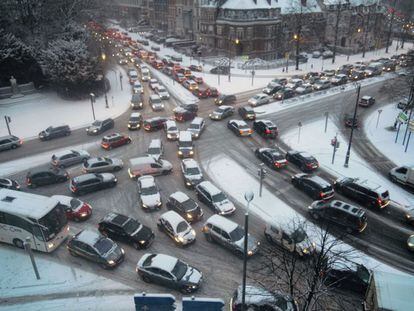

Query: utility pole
[385,0,398,54]
[332,1,342,64]
[344,84,361,168]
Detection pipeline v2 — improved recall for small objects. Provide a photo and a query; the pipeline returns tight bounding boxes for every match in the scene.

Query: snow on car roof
[53,149,76,158]
[182,158,199,169]
[299,151,314,159]
[138,175,155,188]
[161,210,188,229]
[147,253,178,272]
[230,119,248,127]
[191,117,203,124]
[206,214,238,233]
[361,96,373,100]
[76,229,101,245]
[50,194,73,206]
[148,139,161,148]
[198,181,221,196]
[149,94,160,100]
[170,191,190,203]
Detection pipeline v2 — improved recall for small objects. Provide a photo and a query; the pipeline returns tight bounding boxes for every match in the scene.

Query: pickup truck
[389,165,414,189]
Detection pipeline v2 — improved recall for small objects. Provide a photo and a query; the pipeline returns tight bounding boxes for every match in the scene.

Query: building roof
[324,0,379,6]
[219,0,322,14]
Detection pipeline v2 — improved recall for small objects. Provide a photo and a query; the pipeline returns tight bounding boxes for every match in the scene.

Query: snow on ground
[0,65,131,140]
[364,103,414,166]
[201,73,271,95]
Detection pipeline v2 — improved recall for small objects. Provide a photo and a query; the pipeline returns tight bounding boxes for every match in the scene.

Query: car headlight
[191,229,196,235]
[247,250,253,256]
[303,248,309,254]
[167,134,172,138]
[408,241,414,247]
[128,124,131,128]
[189,150,194,155]
[139,240,146,245]
[406,214,411,219]
[47,242,54,249]
[113,178,118,182]
[80,212,88,217]
[312,242,316,248]
[93,129,97,133]
[194,133,199,137]
[175,236,185,243]
[178,151,183,155]
[157,201,162,207]
[142,204,148,209]
[186,213,193,219]
[121,248,125,254]
[108,260,115,265]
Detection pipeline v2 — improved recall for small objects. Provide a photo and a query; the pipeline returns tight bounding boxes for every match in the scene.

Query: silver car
[137,175,162,210]
[149,94,164,111]
[51,150,90,168]
[82,157,124,173]
[156,85,170,100]
[248,93,270,107]
[157,211,196,245]
[0,135,22,151]
[181,158,204,188]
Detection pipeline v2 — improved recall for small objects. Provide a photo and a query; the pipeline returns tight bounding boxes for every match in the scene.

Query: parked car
[51,150,90,168]
[262,82,283,95]
[133,81,144,94]
[130,93,143,109]
[195,181,236,215]
[202,214,260,257]
[26,167,69,188]
[39,125,71,141]
[0,135,22,151]
[333,177,390,209]
[166,191,203,223]
[86,118,114,135]
[238,106,256,121]
[248,93,270,107]
[274,88,295,100]
[82,157,123,173]
[70,173,117,195]
[67,229,125,269]
[324,261,370,294]
[308,200,368,233]
[181,158,204,188]
[101,133,131,150]
[209,105,235,120]
[137,175,162,211]
[255,148,287,169]
[128,112,143,130]
[359,96,375,107]
[51,195,92,222]
[136,253,203,293]
[149,94,164,111]
[286,150,319,172]
[312,51,321,58]
[128,155,173,179]
[0,178,20,190]
[157,211,196,245]
[214,94,237,106]
[174,107,197,122]
[253,120,278,138]
[187,117,205,139]
[322,50,334,59]
[143,117,168,131]
[165,120,179,140]
[146,139,163,160]
[98,212,154,249]
[227,120,253,137]
[291,173,334,200]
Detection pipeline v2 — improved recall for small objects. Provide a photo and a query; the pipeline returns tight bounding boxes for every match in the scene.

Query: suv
[26,167,69,187]
[181,158,204,188]
[214,94,236,106]
[82,157,123,173]
[86,118,114,135]
[149,94,164,111]
[70,173,117,195]
[101,133,131,150]
[0,135,22,151]
[308,200,368,233]
[146,139,163,160]
[128,112,143,130]
[157,211,196,245]
[137,175,162,210]
[177,131,194,158]
[143,117,168,131]
[253,120,278,138]
[291,173,334,200]
[174,107,197,122]
[195,181,236,215]
[39,125,71,141]
[286,150,319,172]
[165,120,179,140]
[238,106,256,121]
[187,117,205,139]
[333,177,390,209]
[202,214,260,257]
[51,149,90,168]
[166,191,203,223]
[128,155,173,179]
[359,96,375,107]
[98,212,154,249]
[130,93,143,109]
[209,105,234,120]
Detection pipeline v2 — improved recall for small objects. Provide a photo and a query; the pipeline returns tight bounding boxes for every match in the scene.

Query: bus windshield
[36,204,68,241]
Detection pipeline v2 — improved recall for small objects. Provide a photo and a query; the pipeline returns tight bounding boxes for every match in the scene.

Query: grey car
[181,158,204,188]
[51,150,90,168]
[209,105,235,120]
[82,157,124,173]
[0,135,22,151]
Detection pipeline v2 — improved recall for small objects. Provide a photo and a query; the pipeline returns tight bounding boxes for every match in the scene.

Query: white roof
[165,120,177,128]
[0,189,59,219]
[198,181,221,196]
[76,229,101,246]
[148,139,161,148]
[170,191,190,203]
[182,158,199,169]
[161,210,188,229]
[191,117,204,125]
[130,112,142,118]
[205,214,238,233]
[129,156,157,166]
[138,175,155,188]
[229,120,248,127]
[133,81,142,86]
[50,195,73,207]
[53,149,75,158]
[147,253,178,273]
[179,131,192,141]
[361,96,373,100]
[220,0,322,14]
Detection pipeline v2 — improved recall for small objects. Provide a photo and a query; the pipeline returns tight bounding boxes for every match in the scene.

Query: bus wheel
[13,239,24,249]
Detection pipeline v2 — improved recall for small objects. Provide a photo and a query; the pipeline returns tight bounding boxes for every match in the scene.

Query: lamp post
[241,191,254,311]
[101,52,109,108]
[89,93,96,120]
[344,83,361,167]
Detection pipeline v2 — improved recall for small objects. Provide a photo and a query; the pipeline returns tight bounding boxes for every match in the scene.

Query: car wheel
[13,238,24,249]
[69,250,78,257]
[113,166,122,172]
[205,233,212,242]
[180,286,191,294]
[141,274,151,283]
[100,263,110,270]
[311,212,320,220]
[345,227,353,234]
[111,182,117,187]
[11,144,17,149]
[127,139,132,144]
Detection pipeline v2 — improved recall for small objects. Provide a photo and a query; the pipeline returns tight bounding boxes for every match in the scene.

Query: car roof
[182,158,199,169]
[161,210,187,228]
[129,156,157,166]
[179,131,192,141]
[28,166,60,175]
[148,139,161,148]
[198,181,221,196]
[50,195,74,206]
[361,96,373,100]
[138,175,155,187]
[130,112,142,118]
[258,119,276,127]
[229,120,248,127]
[102,212,130,226]
[355,179,385,192]
[53,149,76,158]
[146,116,167,122]
[170,191,190,203]
[307,175,331,187]
[144,253,178,272]
[299,151,314,159]
[191,117,203,124]
[87,157,108,165]
[330,200,363,215]
[73,173,98,183]
[103,133,121,139]
[76,229,101,245]
[0,135,19,140]
[165,120,177,127]
[150,94,161,100]
[206,214,238,233]
[217,105,232,110]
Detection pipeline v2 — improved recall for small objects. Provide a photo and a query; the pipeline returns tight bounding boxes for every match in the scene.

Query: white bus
[0,189,69,252]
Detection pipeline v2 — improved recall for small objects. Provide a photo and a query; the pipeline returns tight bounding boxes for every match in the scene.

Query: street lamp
[344,83,361,167]
[89,93,96,120]
[101,52,109,108]
[241,191,254,311]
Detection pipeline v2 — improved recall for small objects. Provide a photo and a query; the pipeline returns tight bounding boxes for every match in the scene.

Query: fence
[0,82,36,99]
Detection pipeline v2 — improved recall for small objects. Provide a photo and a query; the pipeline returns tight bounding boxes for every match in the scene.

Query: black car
[291,173,334,200]
[26,167,69,188]
[286,150,319,172]
[274,88,295,100]
[0,178,20,190]
[98,213,154,249]
[333,177,390,209]
[344,114,359,128]
[143,117,168,131]
[324,261,370,294]
[210,66,229,75]
[67,229,125,269]
[214,94,236,106]
[166,191,204,223]
[86,118,114,135]
[238,106,256,121]
[39,125,71,141]
[255,148,287,169]
[253,120,278,138]
[70,173,117,195]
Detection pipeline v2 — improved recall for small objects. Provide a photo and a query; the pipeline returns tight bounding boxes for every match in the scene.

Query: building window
[217,26,222,36]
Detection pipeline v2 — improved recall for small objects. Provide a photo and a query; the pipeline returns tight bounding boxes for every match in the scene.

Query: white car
[149,78,159,90]
[149,94,164,111]
[137,175,162,210]
[157,211,196,245]
[248,93,270,107]
[295,83,313,95]
[156,85,170,100]
[133,81,144,94]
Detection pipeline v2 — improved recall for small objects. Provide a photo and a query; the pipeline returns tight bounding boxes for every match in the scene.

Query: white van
[147,139,163,160]
[128,156,172,179]
[177,131,194,158]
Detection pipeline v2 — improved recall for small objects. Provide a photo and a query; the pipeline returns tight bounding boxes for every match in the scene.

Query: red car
[193,87,209,99]
[174,107,197,122]
[52,195,92,222]
[101,133,132,150]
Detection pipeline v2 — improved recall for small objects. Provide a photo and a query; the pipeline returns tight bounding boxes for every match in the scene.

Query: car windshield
[69,198,83,210]
[182,199,198,212]
[189,123,200,129]
[253,95,261,100]
[130,117,140,121]
[239,125,249,130]
[152,98,161,104]
[216,108,225,113]
[176,221,189,233]
[212,192,227,202]
[148,147,161,154]
[34,203,68,241]
[185,167,200,175]
[142,185,158,195]
[94,238,114,255]
[272,153,285,161]
[291,229,307,243]
[92,121,102,126]
[229,226,244,241]
[168,126,178,132]
[171,260,188,280]
[123,218,142,235]
[179,141,192,148]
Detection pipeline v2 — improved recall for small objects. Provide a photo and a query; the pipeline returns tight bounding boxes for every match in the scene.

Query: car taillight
[102,143,109,148]
[306,163,313,168]
[320,192,324,198]
[265,129,271,134]
[377,198,382,206]
[19,139,23,145]
[239,130,244,135]
[26,178,31,185]
[274,162,281,167]
[71,186,77,192]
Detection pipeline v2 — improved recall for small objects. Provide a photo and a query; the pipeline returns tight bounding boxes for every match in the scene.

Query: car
[133,81,144,94]
[214,94,236,106]
[192,87,210,98]
[187,117,205,139]
[330,74,348,86]
[38,125,71,141]
[264,223,316,257]
[156,85,170,100]
[271,77,288,85]
[70,173,117,195]
[86,118,114,135]
[313,79,331,91]
[51,195,92,222]
[174,73,186,83]
[404,206,414,226]
[193,76,203,84]
[407,235,414,251]
[181,158,204,188]
[165,120,179,140]
[157,211,196,245]
[174,107,197,122]
[209,87,219,97]
[231,285,297,311]
[166,191,203,223]
[210,66,229,74]
[151,45,160,51]
[286,78,303,89]
[128,112,143,130]
[322,69,336,78]
[171,55,183,62]
[177,131,194,158]
[148,94,164,111]
[0,135,22,151]
[137,175,162,211]
[181,103,198,113]
[274,88,295,100]
[202,214,260,257]
[195,181,236,215]
[136,253,203,293]
[182,79,198,91]
[295,83,313,95]
[248,93,270,107]
[51,150,90,168]
[130,93,143,109]
[359,96,375,107]
[146,139,163,160]
[143,117,168,131]
[149,78,159,90]
[128,155,173,179]
[101,133,131,150]
[312,51,321,58]
[238,106,256,121]
[324,261,370,294]
[308,199,368,233]
[0,178,20,190]
[286,150,319,172]
[322,50,334,59]
[67,229,124,269]
[291,173,334,200]
[189,65,202,72]
[26,167,69,187]
[397,99,413,110]
[118,58,128,65]
[255,148,287,169]
[262,82,283,95]
[349,70,365,81]
[344,113,359,128]
[128,70,138,84]
[333,177,390,209]
[209,105,235,120]
[253,120,278,138]
[227,119,253,137]
[82,157,123,173]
